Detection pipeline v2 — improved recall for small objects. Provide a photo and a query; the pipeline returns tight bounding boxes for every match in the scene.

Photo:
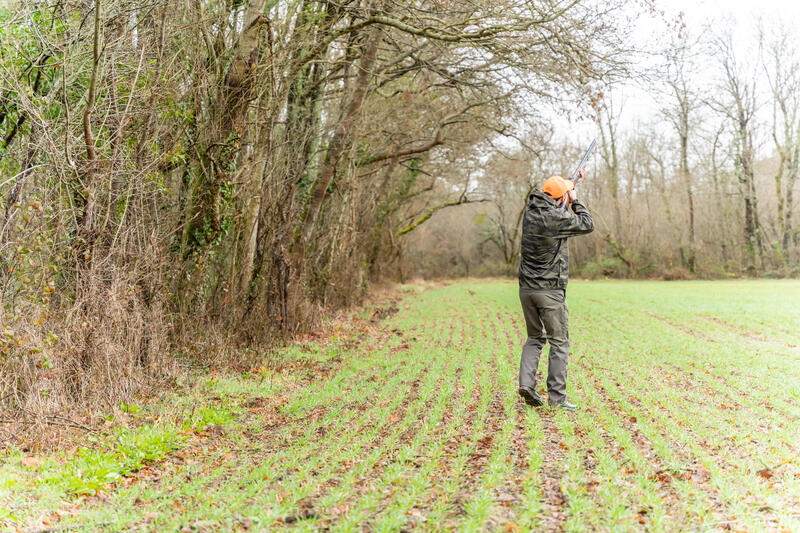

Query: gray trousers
[518,287,570,404]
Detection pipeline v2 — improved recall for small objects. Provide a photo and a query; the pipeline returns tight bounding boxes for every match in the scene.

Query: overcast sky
[665,0,800,25]
[554,0,800,157]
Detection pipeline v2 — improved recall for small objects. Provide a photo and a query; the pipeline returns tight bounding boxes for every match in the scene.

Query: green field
[3,280,800,532]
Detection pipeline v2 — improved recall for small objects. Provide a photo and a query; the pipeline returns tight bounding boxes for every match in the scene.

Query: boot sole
[518,387,543,407]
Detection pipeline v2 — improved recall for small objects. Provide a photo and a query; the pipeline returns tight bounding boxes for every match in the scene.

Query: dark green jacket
[518,191,594,290]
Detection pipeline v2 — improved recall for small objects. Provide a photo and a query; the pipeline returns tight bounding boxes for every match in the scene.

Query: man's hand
[577,168,586,184]
[566,189,577,206]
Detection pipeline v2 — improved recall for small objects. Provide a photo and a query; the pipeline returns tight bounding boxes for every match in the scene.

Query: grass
[2,279,800,531]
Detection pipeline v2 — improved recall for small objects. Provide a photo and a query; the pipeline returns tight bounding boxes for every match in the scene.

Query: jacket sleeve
[546,200,595,238]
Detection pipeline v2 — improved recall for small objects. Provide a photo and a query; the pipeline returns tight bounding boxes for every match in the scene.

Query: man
[517,173,594,411]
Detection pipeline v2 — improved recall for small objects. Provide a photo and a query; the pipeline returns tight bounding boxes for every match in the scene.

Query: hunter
[517,172,594,411]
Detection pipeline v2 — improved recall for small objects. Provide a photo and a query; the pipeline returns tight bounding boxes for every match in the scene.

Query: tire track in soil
[587,297,800,364]
[491,314,533,525]
[534,411,568,531]
[642,311,717,344]
[271,337,443,509]
[647,311,800,366]
[435,367,489,523]
[594,300,800,369]
[483,402,529,530]
[660,358,800,417]
[236,334,436,513]
[506,313,569,532]
[306,369,429,522]
[650,359,800,487]
[257,324,416,453]
[483,314,532,530]
[574,314,792,526]
[252,362,407,460]
[335,302,471,530]
[575,361,726,525]
[582,311,800,445]
[316,362,462,527]
[443,303,511,526]
[581,308,800,417]
[262,319,429,442]
[701,316,800,349]
[575,358,783,528]
[558,307,727,527]
[455,387,506,522]
[221,304,427,521]
[354,364,469,532]
[395,302,491,529]
[204,329,404,457]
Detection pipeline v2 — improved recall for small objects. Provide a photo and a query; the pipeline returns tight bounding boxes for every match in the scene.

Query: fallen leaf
[691,465,711,483]
[756,468,773,480]
[21,456,40,468]
[407,508,427,522]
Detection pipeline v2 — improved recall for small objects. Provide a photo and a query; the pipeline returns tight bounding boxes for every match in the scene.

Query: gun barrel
[569,139,597,183]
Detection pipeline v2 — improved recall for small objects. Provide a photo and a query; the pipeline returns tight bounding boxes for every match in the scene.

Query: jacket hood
[529,190,560,207]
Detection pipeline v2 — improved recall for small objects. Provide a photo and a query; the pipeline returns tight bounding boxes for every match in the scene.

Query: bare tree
[663,34,700,272]
[761,21,800,266]
[711,32,763,274]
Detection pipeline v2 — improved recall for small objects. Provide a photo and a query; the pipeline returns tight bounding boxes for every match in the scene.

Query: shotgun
[569,138,597,184]
[562,139,596,210]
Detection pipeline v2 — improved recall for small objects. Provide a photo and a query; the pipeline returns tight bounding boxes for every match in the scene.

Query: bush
[580,258,625,279]
[661,267,692,281]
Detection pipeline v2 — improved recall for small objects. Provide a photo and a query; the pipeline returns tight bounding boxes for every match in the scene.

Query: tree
[663,34,700,272]
[712,32,763,274]
[761,21,800,266]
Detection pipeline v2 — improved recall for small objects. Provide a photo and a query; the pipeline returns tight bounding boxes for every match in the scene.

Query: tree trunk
[784,146,798,254]
[75,0,102,266]
[680,133,695,272]
[741,140,758,274]
[187,0,267,251]
[709,127,730,265]
[300,23,382,243]
[773,151,787,267]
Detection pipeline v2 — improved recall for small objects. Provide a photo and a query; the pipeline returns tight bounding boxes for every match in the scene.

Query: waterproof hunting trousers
[518,287,570,404]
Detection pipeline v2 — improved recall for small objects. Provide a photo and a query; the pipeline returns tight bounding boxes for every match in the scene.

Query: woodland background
[0,0,798,418]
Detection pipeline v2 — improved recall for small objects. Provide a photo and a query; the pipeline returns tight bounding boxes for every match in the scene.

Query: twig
[0,415,95,433]
[761,452,800,473]
[45,415,94,432]
[26,521,113,533]
[687,518,744,532]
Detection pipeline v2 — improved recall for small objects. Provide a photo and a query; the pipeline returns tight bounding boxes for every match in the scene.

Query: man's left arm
[548,199,594,239]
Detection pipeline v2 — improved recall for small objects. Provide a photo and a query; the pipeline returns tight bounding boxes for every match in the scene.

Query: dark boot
[518,386,544,407]
[549,399,577,411]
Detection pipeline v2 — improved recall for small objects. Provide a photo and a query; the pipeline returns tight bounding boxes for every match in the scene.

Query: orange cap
[542,175,574,199]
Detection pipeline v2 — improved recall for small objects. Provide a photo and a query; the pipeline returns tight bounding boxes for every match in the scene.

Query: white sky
[665,0,800,25]
[550,0,800,164]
